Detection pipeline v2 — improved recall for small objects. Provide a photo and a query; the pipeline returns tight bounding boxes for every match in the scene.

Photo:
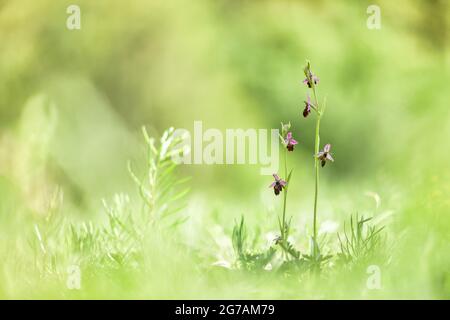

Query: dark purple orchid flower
[284,132,298,152]
[269,174,287,196]
[303,94,312,118]
[302,71,319,88]
[316,143,334,167]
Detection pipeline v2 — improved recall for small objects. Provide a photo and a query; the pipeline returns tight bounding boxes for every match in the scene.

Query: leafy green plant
[232,216,276,271]
[301,61,334,257]
[31,127,191,276]
[101,194,142,268]
[30,187,66,275]
[229,60,386,278]
[128,126,190,229]
[337,214,386,268]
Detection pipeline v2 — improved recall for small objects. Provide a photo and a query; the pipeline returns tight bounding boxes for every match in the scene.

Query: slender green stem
[281,148,288,241]
[311,87,321,256]
[313,115,321,249]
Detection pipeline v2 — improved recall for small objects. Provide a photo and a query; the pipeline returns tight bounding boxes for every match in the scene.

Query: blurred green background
[0,0,449,298]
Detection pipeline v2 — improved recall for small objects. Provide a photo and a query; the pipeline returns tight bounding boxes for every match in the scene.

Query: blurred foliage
[0,0,448,298]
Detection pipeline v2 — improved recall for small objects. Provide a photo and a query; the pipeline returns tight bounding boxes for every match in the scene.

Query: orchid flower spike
[303,73,319,88]
[284,132,298,152]
[316,143,334,167]
[303,61,319,88]
[269,174,287,196]
[303,94,312,118]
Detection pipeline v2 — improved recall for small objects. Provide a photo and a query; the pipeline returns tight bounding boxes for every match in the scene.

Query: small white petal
[212,260,231,269]
[365,191,381,208]
[264,263,273,271]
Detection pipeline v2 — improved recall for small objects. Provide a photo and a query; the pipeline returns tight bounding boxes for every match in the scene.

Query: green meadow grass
[0,0,449,299]
[0,126,448,299]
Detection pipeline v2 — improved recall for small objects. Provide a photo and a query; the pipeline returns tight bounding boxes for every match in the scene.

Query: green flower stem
[282,148,288,241]
[311,86,321,256]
